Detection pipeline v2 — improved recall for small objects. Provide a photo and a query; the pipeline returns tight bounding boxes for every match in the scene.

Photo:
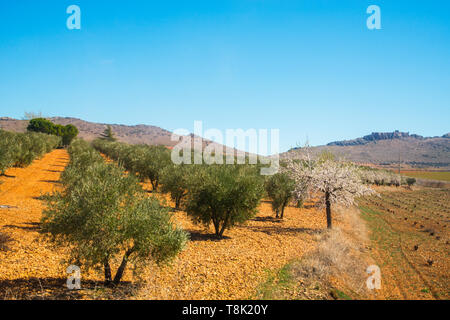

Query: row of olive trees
[357,167,410,187]
[0,130,61,175]
[93,140,267,238]
[41,139,188,286]
[92,139,171,191]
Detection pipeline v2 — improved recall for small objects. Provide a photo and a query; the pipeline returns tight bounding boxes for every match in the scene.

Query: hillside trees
[185,164,264,238]
[41,140,188,285]
[100,125,117,142]
[27,118,78,146]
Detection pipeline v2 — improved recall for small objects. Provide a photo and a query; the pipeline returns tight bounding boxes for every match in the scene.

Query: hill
[0,116,176,146]
[0,116,237,154]
[282,131,450,170]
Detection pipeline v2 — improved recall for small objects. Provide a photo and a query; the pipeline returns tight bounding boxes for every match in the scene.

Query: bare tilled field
[359,187,450,300]
[0,149,326,299]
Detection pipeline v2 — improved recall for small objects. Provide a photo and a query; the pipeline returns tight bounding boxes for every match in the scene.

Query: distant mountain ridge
[327,130,449,146]
[283,130,450,170]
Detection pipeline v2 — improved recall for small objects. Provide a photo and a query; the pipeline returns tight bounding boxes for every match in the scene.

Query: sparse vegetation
[359,188,450,299]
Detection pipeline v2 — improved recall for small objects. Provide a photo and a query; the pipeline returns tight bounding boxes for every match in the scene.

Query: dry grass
[254,206,379,300]
[290,207,374,299]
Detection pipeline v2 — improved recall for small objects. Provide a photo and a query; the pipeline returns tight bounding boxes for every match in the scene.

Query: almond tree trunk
[325,191,332,229]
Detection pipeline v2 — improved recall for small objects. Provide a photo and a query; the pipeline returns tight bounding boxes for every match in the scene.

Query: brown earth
[359,186,450,300]
[0,149,326,300]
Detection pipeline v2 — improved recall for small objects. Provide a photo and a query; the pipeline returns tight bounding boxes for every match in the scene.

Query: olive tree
[42,145,188,286]
[132,145,171,191]
[160,164,191,209]
[185,164,264,238]
[265,172,295,218]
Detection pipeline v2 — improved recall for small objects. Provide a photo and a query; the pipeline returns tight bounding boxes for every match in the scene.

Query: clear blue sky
[0,0,449,152]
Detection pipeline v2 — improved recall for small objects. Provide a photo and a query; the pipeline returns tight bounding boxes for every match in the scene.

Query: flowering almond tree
[286,159,376,229]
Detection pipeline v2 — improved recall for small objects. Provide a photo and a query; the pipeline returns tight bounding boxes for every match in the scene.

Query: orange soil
[0,149,327,299]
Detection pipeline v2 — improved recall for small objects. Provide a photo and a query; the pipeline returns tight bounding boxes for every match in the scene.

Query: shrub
[42,144,188,286]
[185,164,264,238]
[406,177,416,186]
[265,172,295,218]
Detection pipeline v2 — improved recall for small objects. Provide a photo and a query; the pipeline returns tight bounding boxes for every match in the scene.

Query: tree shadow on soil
[188,231,231,242]
[245,225,323,236]
[39,180,61,184]
[251,216,283,223]
[0,277,137,300]
[3,222,42,232]
[0,174,16,178]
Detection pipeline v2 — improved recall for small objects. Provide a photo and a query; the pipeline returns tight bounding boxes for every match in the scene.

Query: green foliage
[92,140,172,191]
[42,140,188,285]
[406,177,416,186]
[265,172,295,218]
[160,164,192,209]
[185,164,264,238]
[27,118,78,146]
[61,124,79,146]
[0,130,61,174]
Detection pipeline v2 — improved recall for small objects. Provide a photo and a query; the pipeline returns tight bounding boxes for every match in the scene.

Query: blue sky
[0,0,449,152]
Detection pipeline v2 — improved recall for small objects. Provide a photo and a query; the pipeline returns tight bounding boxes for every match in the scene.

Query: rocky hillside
[283,131,450,170]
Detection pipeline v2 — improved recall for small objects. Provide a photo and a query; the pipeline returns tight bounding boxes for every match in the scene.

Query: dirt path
[0,149,326,300]
[0,149,71,299]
